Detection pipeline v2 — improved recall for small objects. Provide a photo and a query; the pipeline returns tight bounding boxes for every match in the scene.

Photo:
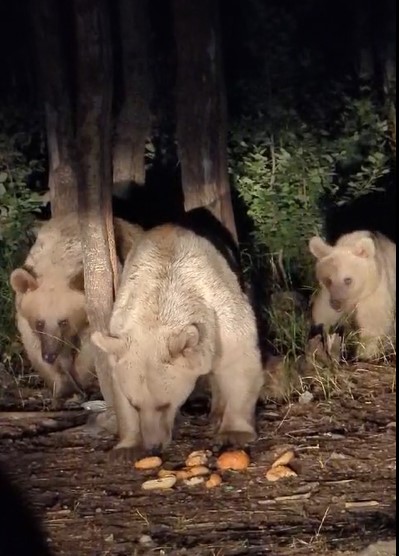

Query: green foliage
[230,91,391,284]
[0,105,46,360]
[228,1,393,290]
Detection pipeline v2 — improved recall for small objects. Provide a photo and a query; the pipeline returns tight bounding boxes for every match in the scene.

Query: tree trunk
[376,0,396,158]
[172,0,237,241]
[353,0,375,81]
[30,0,77,217]
[73,0,118,409]
[113,0,151,198]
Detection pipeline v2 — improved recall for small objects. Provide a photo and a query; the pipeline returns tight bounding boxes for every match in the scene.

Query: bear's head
[10,268,87,365]
[308,234,378,312]
[91,316,215,453]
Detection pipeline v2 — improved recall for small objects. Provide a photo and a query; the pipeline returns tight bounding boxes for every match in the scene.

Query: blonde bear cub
[309,230,396,360]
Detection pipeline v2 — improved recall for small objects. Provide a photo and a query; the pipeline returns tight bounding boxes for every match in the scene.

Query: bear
[10,267,96,399]
[308,230,396,361]
[24,213,143,280]
[91,223,264,459]
[10,214,143,400]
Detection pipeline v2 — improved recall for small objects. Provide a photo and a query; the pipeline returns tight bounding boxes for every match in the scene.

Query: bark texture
[113,0,151,197]
[31,0,77,217]
[74,0,118,409]
[173,0,237,241]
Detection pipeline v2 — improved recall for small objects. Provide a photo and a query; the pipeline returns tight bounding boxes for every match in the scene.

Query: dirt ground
[0,363,396,556]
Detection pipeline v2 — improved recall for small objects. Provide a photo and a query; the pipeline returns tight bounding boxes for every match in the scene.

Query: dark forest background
[0,0,396,358]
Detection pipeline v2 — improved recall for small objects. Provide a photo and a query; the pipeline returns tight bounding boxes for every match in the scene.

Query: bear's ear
[10,268,38,294]
[69,270,85,292]
[91,331,126,356]
[308,236,332,259]
[352,237,375,259]
[168,324,202,359]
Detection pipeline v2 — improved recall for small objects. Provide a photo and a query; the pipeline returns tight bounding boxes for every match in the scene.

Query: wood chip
[345,500,380,509]
[275,492,312,502]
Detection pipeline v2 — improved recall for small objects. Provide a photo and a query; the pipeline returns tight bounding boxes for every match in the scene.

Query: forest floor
[0,362,396,556]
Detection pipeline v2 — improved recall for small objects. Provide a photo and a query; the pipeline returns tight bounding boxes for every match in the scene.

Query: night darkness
[0,0,396,243]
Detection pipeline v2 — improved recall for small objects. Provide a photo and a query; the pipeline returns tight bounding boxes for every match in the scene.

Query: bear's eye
[36,320,45,332]
[344,277,352,286]
[58,319,69,328]
[324,278,332,288]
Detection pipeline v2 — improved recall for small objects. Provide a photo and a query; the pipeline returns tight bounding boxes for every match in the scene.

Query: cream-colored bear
[309,230,396,360]
[92,224,264,458]
[10,214,143,399]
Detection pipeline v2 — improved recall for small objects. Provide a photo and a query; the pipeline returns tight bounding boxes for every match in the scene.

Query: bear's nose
[43,352,58,365]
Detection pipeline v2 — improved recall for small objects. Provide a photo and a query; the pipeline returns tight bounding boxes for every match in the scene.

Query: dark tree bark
[30,0,77,217]
[172,0,237,241]
[353,0,396,158]
[376,0,396,158]
[74,0,118,409]
[113,0,151,197]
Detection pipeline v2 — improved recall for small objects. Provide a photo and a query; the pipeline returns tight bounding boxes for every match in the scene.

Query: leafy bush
[225,0,394,361]
[0,106,46,362]
[230,88,391,286]
[226,0,393,290]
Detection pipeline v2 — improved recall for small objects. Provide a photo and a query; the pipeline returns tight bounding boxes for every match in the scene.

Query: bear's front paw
[108,445,144,463]
[215,430,257,449]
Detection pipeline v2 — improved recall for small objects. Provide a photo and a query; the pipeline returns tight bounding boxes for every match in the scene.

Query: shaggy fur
[92,224,264,457]
[309,230,396,360]
[10,214,143,398]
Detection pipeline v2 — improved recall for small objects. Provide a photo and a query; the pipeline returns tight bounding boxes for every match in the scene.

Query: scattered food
[158,465,209,481]
[266,465,298,482]
[184,476,205,486]
[157,469,177,478]
[188,465,210,477]
[271,450,295,469]
[185,450,212,467]
[134,456,163,470]
[141,476,177,490]
[175,469,192,480]
[216,450,250,471]
[205,473,222,489]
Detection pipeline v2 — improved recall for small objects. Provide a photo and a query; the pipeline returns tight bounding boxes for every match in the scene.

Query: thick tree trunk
[172,0,237,241]
[30,0,77,217]
[74,0,118,410]
[113,0,151,197]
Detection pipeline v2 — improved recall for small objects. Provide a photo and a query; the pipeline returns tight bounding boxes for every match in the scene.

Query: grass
[262,280,396,404]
